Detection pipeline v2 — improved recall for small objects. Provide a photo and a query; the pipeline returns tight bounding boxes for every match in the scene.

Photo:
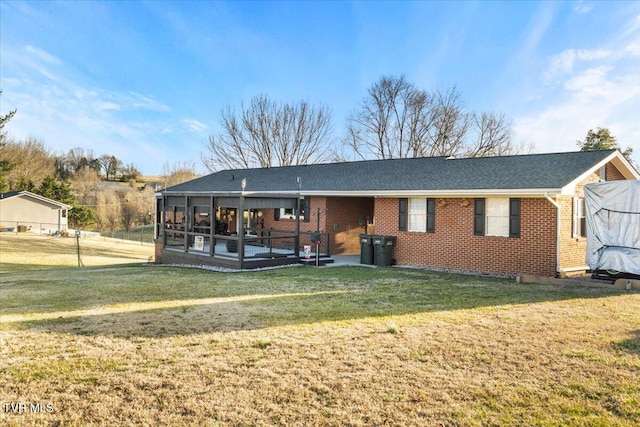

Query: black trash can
[359,234,374,265]
[373,235,396,267]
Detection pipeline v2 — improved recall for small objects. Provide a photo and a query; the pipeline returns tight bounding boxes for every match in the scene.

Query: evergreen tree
[577,128,633,161]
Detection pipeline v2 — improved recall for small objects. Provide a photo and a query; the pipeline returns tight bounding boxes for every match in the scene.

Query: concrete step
[299,256,335,266]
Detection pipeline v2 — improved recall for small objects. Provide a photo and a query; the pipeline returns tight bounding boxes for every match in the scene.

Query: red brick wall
[261,196,329,239]
[374,197,557,277]
[154,239,163,262]
[260,196,374,254]
[606,163,626,181]
[326,197,374,254]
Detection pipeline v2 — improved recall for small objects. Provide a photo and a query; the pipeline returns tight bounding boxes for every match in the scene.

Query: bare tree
[0,137,56,190]
[69,166,101,206]
[94,187,121,233]
[55,147,100,180]
[346,75,435,159]
[162,161,198,189]
[464,112,514,157]
[120,186,141,232]
[202,94,333,171]
[426,86,469,156]
[98,154,122,181]
[347,75,515,159]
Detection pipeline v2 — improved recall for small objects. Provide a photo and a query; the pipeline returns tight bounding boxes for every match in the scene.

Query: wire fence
[100,226,155,245]
[1,221,155,245]
[0,221,66,235]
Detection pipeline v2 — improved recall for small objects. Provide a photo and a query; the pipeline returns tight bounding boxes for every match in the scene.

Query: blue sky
[1,0,639,175]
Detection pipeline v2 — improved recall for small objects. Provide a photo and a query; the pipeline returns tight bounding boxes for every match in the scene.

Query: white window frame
[485,198,510,237]
[279,208,298,220]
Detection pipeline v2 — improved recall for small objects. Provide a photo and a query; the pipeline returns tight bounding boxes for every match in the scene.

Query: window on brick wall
[399,198,435,233]
[474,197,520,238]
[486,198,510,237]
[274,197,311,222]
[572,197,586,238]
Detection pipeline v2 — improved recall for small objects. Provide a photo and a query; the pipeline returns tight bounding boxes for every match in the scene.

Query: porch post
[295,197,301,259]
[295,177,301,260]
[238,195,244,268]
[184,196,189,253]
[161,195,167,248]
[210,196,215,256]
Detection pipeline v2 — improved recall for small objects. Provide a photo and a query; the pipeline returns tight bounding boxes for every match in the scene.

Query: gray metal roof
[165,150,618,195]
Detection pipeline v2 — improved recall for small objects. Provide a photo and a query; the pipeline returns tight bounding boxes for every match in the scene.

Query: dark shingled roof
[166,149,617,194]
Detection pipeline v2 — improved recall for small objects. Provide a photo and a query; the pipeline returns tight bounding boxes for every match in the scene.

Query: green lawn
[1,235,639,426]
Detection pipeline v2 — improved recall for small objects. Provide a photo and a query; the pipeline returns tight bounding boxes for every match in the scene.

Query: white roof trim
[302,189,563,198]
[561,150,639,195]
[162,188,564,198]
[0,191,72,209]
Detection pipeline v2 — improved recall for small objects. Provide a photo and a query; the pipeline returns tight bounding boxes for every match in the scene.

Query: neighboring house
[0,191,72,234]
[155,149,638,276]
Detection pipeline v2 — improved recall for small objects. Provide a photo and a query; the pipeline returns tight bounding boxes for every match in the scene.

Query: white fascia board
[19,191,73,209]
[611,153,640,179]
[160,190,299,199]
[561,151,639,195]
[300,189,563,198]
[161,189,563,198]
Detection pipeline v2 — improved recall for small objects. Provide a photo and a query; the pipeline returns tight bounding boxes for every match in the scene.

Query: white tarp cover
[585,180,640,274]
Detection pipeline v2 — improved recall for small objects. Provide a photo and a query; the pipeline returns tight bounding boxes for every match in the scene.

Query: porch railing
[162,226,330,260]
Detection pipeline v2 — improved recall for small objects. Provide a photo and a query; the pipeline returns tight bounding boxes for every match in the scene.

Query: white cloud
[513,68,640,153]
[128,92,171,112]
[563,65,614,96]
[513,8,640,159]
[626,43,640,56]
[24,44,62,65]
[183,118,208,133]
[7,45,62,81]
[1,45,177,172]
[574,2,593,15]
[519,3,557,62]
[543,49,611,83]
[95,102,121,111]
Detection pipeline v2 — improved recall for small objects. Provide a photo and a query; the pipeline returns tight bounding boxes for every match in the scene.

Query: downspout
[544,193,561,276]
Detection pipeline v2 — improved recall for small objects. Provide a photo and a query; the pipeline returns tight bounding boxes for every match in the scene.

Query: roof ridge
[214,149,618,172]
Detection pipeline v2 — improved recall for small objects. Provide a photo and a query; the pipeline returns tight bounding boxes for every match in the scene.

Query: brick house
[155,149,637,276]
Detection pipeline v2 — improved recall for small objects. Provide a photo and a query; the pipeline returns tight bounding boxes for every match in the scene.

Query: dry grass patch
[1,259,639,425]
[0,233,153,273]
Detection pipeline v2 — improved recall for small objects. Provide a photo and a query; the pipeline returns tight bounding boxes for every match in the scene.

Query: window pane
[486,198,509,237]
[408,198,426,232]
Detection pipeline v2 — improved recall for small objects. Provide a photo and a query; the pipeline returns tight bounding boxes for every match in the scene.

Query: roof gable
[0,191,73,209]
[165,149,632,196]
